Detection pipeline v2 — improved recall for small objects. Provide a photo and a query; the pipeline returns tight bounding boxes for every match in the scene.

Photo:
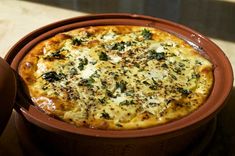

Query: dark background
[24,0,235,42]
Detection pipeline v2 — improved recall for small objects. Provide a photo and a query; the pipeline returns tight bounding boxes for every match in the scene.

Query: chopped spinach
[101,80,107,87]
[42,85,48,90]
[41,71,64,82]
[125,90,134,96]
[100,111,110,119]
[44,50,65,60]
[116,80,127,93]
[151,78,157,84]
[143,80,150,85]
[70,68,78,75]
[149,102,157,107]
[148,50,165,60]
[112,42,125,51]
[195,60,202,65]
[78,57,88,70]
[91,71,100,78]
[125,41,132,46]
[170,74,177,80]
[173,67,182,74]
[141,29,152,40]
[86,77,95,86]
[161,63,168,68]
[78,77,95,87]
[72,37,82,46]
[98,97,106,104]
[99,52,109,61]
[192,73,200,79]
[149,85,158,90]
[111,41,132,51]
[106,90,114,97]
[119,100,134,106]
[178,62,185,67]
[109,72,119,80]
[114,42,125,51]
[133,62,140,68]
[177,87,192,96]
[115,123,123,127]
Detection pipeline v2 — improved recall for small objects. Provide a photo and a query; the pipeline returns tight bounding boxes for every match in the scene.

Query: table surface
[0,0,235,155]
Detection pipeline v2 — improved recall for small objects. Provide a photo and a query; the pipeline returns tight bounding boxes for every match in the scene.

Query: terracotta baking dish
[0,14,233,156]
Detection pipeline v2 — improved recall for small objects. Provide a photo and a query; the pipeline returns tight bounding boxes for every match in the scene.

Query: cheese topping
[18,26,213,130]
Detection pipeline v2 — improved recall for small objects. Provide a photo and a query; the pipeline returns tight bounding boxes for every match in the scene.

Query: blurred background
[25,0,235,42]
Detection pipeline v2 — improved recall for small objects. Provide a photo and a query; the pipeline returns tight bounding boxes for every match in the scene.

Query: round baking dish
[4,14,233,156]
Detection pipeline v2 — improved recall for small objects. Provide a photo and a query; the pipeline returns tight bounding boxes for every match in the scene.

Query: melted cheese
[18,26,213,130]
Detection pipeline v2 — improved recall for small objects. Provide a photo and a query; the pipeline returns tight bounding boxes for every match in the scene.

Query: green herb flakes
[141,29,152,40]
[148,50,165,60]
[99,52,109,61]
[41,71,64,82]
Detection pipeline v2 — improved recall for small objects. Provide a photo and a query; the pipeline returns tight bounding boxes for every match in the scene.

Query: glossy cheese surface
[18,26,213,130]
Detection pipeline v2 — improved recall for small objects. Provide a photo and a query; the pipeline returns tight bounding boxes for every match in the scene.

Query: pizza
[18,26,213,130]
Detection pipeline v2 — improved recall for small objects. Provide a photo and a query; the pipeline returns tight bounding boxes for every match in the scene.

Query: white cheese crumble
[110,55,122,63]
[111,93,128,104]
[80,64,97,79]
[102,32,116,41]
[36,62,47,75]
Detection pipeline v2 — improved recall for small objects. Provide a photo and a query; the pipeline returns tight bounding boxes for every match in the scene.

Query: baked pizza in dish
[18,26,213,130]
